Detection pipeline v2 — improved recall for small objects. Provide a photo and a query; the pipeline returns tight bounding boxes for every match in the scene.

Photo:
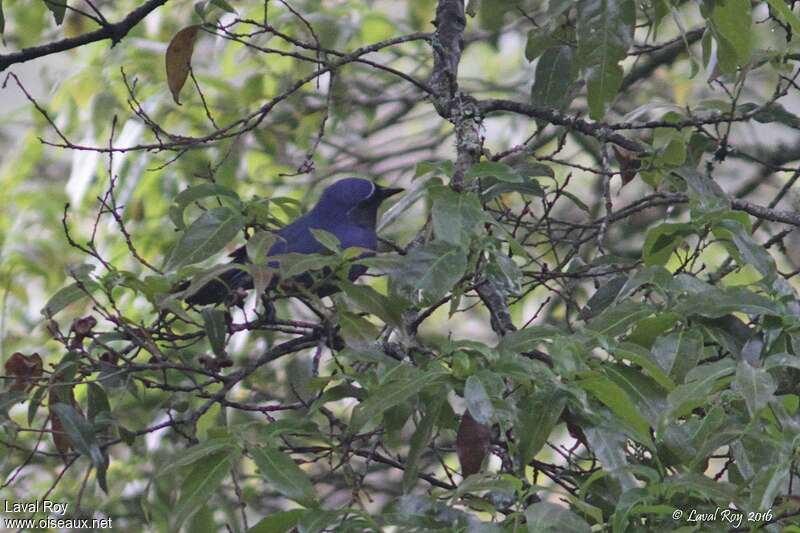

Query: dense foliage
[2,0,800,531]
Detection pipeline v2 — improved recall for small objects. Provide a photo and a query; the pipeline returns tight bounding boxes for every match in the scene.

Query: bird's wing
[268,214,328,256]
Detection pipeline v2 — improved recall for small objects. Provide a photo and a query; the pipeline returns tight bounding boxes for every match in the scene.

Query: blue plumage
[186,178,402,305]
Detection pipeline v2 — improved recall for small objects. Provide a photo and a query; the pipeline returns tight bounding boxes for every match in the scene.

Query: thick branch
[429,0,481,188]
[475,282,516,335]
[653,193,800,227]
[429,0,515,334]
[479,98,646,153]
[730,198,800,227]
[429,0,466,108]
[0,0,169,73]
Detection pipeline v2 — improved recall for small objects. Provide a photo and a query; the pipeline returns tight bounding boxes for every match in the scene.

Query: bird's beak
[377,187,404,200]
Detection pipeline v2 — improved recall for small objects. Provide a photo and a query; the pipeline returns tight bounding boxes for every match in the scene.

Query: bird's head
[315,178,403,227]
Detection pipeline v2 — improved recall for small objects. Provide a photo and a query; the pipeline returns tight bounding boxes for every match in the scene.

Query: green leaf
[689,405,730,465]
[297,509,339,533]
[713,219,775,281]
[584,427,639,490]
[742,102,800,130]
[210,0,236,13]
[765,0,800,36]
[173,451,233,529]
[309,228,341,253]
[531,45,579,110]
[338,311,379,350]
[616,266,672,302]
[41,281,99,318]
[604,364,668,428]
[577,0,636,119]
[577,374,652,444]
[667,359,735,418]
[0,0,5,35]
[431,187,484,247]
[750,463,790,512]
[525,27,574,61]
[246,231,277,263]
[764,352,800,371]
[86,382,111,427]
[584,276,627,319]
[674,167,728,207]
[612,342,676,391]
[586,301,652,337]
[642,222,694,266]
[0,390,25,419]
[485,252,523,296]
[42,0,66,25]
[27,386,47,425]
[50,403,108,492]
[664,472,739,505]
[166,207,244,271]
[704,0,752,73]
[464,375,494,424]
[169,184,240,230]
[350,368,446,433]
[525,502,592,533]
[187,500,215,531]
[339,282,403,327]
[278,252,337,279]
[674,287,781,318]
[628,313,681,349]
[650,330,703,384]
[481,177,546,201]
[251,446,316,506]
[517,389,565,468]
[414,159,454,179]
[403,393,446,492]
[247,510,307,533]
[159,436,238,477]
[397,241,468,301]
[733,361,776,418]
[202,308,227,358]
[496,325,561,354]
[465,161,524,182]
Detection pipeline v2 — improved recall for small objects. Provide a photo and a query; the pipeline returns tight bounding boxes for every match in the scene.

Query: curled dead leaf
[4,352,43,392]
[70,315,97,348]
[71,315,97,337]
[612,146,641,192]
[456,409,491,477]
[49,406,71,460]
[165,25,200,105]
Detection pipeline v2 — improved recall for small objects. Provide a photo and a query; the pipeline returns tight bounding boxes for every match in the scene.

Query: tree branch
[429,0,482,188]
[429,0,466,109]
[654,192,800,227]
[428,1,517,335]
[621,28,704,92]
[479,98,646,153]
[0,0,170,73]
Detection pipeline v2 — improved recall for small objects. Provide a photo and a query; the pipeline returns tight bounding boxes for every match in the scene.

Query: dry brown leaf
[612,146,641,192]
[49,405,71,460]
[165,25,200,105]
[4,352,43,392]
[456,409,491,477]
[70,315,97,348]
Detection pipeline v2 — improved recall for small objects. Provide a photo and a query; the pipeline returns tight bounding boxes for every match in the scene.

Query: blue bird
[186,178,403,305]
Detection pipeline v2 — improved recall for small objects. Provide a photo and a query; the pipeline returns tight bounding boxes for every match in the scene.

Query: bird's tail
[186,266,253,306]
